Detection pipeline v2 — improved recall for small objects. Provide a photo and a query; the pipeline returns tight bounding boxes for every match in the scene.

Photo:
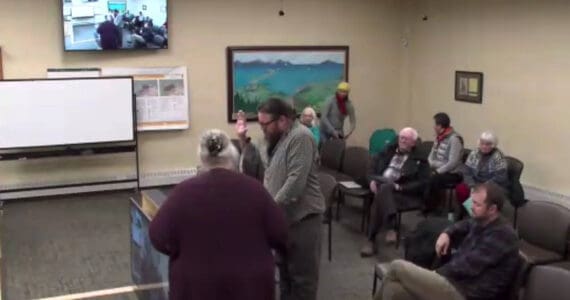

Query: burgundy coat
[149,168,288,300]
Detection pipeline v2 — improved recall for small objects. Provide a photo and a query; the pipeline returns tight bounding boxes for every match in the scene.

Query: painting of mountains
[227,46,349,121]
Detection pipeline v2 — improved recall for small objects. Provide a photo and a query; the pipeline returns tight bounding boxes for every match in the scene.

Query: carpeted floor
[1,190,422,299]
[2,192,133,299]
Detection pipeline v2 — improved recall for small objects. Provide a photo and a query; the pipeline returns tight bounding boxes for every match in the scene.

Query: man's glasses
[259,119,277,128]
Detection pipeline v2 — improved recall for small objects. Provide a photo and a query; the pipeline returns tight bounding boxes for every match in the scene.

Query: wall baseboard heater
[0,168,198,200]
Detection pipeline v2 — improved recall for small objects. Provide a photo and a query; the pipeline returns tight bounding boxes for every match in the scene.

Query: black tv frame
[60,0,169,52]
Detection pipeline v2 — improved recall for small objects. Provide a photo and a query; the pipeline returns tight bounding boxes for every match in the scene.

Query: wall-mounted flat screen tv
[62,0,168,51]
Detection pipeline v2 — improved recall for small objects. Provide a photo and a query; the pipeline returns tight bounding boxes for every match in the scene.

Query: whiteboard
[71,6,94,18]
[0,77,134,149]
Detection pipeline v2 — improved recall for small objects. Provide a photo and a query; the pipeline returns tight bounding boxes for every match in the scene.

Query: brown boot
[360,240,377,257]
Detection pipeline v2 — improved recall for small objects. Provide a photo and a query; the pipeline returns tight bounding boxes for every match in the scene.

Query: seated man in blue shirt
[375,182,520,300]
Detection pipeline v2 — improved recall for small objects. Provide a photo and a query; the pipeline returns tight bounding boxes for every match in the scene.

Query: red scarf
[436,127,453,144]
[336,93,348,115]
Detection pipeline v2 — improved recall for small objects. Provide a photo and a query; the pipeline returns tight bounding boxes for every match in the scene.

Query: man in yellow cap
[320,81,356,141]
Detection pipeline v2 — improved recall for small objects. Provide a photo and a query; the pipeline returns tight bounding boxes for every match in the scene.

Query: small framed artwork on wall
[455,71,483,104]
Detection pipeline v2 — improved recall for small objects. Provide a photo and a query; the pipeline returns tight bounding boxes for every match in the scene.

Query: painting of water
[227,46,349,122]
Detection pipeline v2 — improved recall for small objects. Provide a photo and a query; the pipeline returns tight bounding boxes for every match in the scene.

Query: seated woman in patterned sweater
[456,131,509,210]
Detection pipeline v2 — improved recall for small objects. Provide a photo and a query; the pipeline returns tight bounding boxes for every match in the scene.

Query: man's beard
[265,131,283,156]
[473,212,491,224]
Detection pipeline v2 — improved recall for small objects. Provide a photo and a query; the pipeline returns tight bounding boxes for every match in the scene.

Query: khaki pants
[375,259,464,300]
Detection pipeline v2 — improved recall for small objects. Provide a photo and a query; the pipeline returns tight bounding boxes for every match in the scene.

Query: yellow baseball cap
[337,81,350,92]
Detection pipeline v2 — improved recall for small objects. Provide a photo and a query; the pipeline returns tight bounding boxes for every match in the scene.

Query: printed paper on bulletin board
[102,67,190,131]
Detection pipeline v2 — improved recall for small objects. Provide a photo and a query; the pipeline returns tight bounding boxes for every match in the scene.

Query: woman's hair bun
[202,129,228,157]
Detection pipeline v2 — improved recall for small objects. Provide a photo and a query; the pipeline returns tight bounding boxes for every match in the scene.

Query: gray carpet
[1,191,421,299]
[2,192,134,299]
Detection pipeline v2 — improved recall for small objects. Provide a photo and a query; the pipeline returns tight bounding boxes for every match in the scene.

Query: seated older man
[360,127,430,256]
[375,182,520,300]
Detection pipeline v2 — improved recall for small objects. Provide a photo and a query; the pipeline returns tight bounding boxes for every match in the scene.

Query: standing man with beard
[236,98,325,300]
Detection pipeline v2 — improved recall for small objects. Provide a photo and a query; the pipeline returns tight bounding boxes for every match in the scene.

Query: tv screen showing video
[62,0,168,51]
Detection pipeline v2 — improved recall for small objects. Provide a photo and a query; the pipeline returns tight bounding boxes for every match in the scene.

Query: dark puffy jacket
[367,143,430,195]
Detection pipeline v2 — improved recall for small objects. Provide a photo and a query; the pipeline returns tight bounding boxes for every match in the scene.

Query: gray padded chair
[505,156,527,227]
[317,172,338,261]
[522,265,570,300]
[372,262,390,296]
[417,140,434,161]
[518,200,570,265]
[319,139,346,175]
[548,260,570,271]
[335,146,373,232]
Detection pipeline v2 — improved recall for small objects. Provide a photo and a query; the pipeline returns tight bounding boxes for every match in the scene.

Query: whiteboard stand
[0,143,141,194]
[0,77,140,198]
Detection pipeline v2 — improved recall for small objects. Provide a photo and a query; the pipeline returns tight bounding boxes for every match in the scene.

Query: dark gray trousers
[368,183,398,241]
[279,214,322,300]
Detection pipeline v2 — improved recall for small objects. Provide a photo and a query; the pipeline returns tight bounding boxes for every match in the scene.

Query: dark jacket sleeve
[437,226,518,279]
[240,141,265,182]
[443,219,472,246]
[399,158,430,195]
[366,153,380,186]
[366,144,394,186]
[149,189,181,258]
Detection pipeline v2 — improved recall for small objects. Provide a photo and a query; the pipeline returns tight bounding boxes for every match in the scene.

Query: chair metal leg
[372,270,378,295]
[365,196,372,236]
[328,213,332,261]
[336,190,343,221]
[360,199,366,232]
[360,196,371,234]
[446,188,454,221]
[395,212,402,249]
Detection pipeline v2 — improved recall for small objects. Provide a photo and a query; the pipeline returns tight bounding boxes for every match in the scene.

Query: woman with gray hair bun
[198,129,240,171]
[456,131,509,212]
[150,129,288,300]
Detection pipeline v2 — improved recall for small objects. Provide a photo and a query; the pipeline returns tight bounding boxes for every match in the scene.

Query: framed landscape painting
[227,46,349,122]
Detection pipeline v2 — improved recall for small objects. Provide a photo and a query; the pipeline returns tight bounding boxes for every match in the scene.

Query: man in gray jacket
[428,113,464,210]
[236,98,325,300]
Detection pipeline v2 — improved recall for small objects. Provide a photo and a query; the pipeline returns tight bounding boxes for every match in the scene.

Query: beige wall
[403,0,570,195]
[5,0,566,197]
[0,0,407,188]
